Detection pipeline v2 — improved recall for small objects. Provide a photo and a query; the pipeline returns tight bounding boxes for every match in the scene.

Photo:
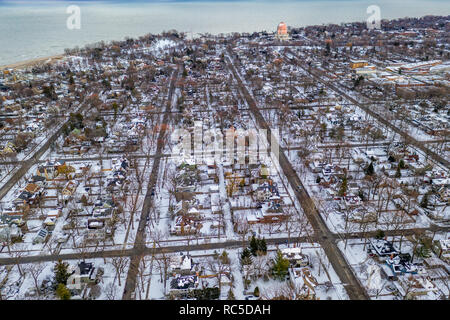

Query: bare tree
[45,238,61,256]
[75,238,90,262]
[235,213,250,248]
[154,250,172,290]
[0,265,10,300]
[342,207,358,249]
[111,257,129,286]
[24,263,46,297]
[105,282,117,300]
[389,211,407,250]
[252,255,270,279]
[260,281,303,300]
[9,243,26,278]
[137,255,152,300]
[296,213,313,245]
[207,251,230,293]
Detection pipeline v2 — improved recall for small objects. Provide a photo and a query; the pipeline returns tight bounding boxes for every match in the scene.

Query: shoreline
[0,54,65,71]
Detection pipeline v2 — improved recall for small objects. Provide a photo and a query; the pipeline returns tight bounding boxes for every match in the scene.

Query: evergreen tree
[398,159,406,169]
[253,286,260,297]
[329,127,336,140]
[55,283,71,300]
[53,260,71,286]
[375,229,385,240]
[102,78,111,89]
[249,236,267,256]
[43,86,52,99]
[336,126,345,141]
[219,250,230,264]
[415,243,431,258]
[271,250,290,281]
[358,190,365,201]
[227,288,235,300]
[420,193,429,209]
[325,42,331,56]
[249,235,258,256]
[338,175,348,196]
[258,238,267,255]
[395,164,402,178]
[113,103,119,120]
[365,162,374,176]
[354,75,364,87]
[80,194,88,206]
[62,123,70,137]
[240,248,252,265]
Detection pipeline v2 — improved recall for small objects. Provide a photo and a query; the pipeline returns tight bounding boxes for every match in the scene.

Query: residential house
[0,205,26,223]
[350,59,368,69]
[386,254,418,275]
[29,175,47,188]
[67,261,100,293]
[168,274,199,296]
[37,160,62,179]
[169,253,198,275]
[0,224,22,242]
[171,215,202,235]
[62,180,78,201]
[368,239,399,258]
[399,275,442,300]
[33,228,49,244]
[281,248,310,267]
[254,181,280,202]
[432,239,450,263]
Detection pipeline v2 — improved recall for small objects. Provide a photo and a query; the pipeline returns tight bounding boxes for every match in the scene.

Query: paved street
[2,226,445,266]
[122,67,180,300]
[225,50,370,300]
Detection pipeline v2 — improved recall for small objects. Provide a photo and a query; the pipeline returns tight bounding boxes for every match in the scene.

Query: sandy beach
[0,54,65,71]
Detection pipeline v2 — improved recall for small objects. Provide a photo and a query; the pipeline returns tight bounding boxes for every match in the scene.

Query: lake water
[1,0,449,65]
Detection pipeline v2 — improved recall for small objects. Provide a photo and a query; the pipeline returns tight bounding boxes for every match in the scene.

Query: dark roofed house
[79,261,95,277]
[30,175,47,187]
[1,205,25,223]
[170,274,199,291]
[15,191,32,204]
[66,261,101,296]
[120,158,129,170]
[368,239,399,258]
[31,175,46,182]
